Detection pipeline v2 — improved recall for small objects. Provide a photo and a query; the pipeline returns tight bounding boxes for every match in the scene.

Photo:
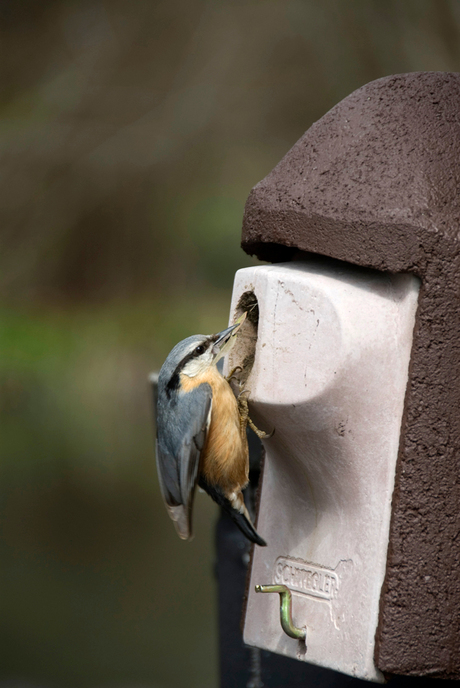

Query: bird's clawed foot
[226,365,243,383]
[237,390,274,439]
[248,417,275,440]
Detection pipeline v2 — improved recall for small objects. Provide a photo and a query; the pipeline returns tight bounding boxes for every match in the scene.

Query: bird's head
[159,312,246,390]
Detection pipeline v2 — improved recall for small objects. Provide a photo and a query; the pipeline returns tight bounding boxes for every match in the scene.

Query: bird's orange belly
[181,367,249,492]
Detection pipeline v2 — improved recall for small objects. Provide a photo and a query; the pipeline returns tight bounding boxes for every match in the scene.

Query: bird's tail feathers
[228,507,267,546]
[198,477,267,546]
[227,491,267,547]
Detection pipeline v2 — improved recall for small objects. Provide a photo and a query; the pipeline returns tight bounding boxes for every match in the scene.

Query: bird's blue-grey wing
[155,382,212,540]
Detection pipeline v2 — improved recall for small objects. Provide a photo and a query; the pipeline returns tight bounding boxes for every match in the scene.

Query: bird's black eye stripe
[165,372,180,398]
[165,340,209,398]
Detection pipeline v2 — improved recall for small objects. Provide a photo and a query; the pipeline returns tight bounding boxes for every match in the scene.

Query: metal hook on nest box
[255,584,306,642]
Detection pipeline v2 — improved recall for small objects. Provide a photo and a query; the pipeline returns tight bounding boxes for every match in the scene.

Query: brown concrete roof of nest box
[242,71,460,679]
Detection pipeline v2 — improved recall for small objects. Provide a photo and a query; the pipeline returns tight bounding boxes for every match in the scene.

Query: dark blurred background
[1,1,460,686]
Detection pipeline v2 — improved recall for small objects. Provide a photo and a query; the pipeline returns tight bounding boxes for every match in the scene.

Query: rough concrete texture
[231,263,418,682]
[241,72,460,678]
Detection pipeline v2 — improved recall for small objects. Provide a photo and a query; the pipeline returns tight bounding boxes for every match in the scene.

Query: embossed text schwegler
[274,556,339,601]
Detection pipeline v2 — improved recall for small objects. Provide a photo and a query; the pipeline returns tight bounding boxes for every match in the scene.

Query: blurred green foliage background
[1,1,460,686]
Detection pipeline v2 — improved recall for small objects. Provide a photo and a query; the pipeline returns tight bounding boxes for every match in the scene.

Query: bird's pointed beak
[212,311,247,361]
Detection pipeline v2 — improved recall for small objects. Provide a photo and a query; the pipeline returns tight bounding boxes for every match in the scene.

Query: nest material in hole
[236,292,259,326]
[229,291,259,386]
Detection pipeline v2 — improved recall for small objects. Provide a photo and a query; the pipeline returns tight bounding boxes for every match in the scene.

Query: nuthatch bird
[155,313,267,546]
